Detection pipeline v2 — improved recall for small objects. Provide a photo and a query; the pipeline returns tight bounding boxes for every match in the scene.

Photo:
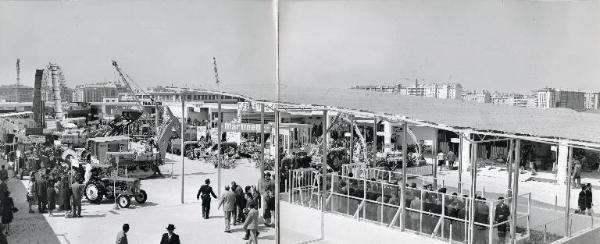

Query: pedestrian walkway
[1,163,60,244]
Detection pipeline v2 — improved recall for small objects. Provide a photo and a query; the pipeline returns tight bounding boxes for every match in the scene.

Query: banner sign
[223,123,271,133]
[197,126,207,140]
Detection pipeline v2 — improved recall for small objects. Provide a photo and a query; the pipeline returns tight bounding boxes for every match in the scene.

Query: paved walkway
[1,161,61,244]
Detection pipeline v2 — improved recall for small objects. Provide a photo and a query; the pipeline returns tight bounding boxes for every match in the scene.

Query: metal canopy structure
[188,86,600,150]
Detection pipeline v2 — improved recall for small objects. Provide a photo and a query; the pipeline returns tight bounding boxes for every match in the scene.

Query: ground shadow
[130,201,159,209]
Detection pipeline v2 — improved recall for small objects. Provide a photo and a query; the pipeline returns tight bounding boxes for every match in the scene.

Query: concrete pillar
[383,121,392,153]
[556,142,569,185]
[461,133,472,171]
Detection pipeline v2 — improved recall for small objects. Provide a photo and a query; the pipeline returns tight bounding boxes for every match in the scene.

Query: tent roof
[191,84,600,148]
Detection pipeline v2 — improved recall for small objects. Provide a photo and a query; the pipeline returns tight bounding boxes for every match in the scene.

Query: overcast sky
[280,0,600,93]
[1,0,599,94]
[0,0,276,91]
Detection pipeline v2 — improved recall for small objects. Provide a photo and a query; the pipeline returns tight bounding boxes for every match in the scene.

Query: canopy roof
[191,84,600,148]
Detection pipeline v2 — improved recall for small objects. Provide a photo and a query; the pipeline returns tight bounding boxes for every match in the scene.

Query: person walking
[1,191,14,235]
[495,197,510,244]
[585,183,593,215]
[446,150,456,170]
[230,181,239,223]
[27,173,36,213]
[160,224,180,244]
[36,174,48,213]
[196,179,217,219]
[243,202,259,244]
[263,190,275,227]
[235,181,246,224]
[572,159,582,188]
[71,177,84,217]
[217,185,237,233]
[47,179,57,216]
[115,223,129,244]
[437,151,445,172]
[0,165,8,183]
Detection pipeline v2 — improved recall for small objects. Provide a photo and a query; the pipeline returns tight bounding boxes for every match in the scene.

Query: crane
[111,60,144,108]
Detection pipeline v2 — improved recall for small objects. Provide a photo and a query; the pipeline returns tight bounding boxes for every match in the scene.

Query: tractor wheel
[85,182,103,203]
[134,190,147,204]
[117,195,131,208]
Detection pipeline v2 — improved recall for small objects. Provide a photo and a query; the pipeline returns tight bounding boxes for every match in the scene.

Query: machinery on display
[82,163,148,208]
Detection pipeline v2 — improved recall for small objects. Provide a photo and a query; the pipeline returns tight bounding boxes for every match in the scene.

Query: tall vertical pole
[217,94,222,196]
[432,129,439,188]
[274,109,281,243]
[510,139,521,243]
[349,116,354,164]
[400,122,408,231]
[565,145,573,237]
[260,104,265,180]
[180,93,185,204]
[372,117,377,165]
[507,140,514,197]
[468,142,478,244]
[458,133,463,193]
[321,110,329,239]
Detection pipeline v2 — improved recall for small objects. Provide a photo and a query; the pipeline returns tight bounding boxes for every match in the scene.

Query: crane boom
[111,60,143,107]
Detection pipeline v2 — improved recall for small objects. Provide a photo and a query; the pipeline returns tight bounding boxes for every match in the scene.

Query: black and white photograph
[0,0,599,244]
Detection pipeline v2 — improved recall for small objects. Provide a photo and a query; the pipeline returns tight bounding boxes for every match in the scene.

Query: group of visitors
[197,174,275,244]
[26,169,85,218]
[334,177,512,243]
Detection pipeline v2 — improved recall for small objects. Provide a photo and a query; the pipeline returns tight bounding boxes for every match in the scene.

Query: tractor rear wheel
[134,190,147,204]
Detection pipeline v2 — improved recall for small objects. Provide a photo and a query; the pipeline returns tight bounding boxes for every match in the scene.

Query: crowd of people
[194,172,276,244]
[331,176,512,243]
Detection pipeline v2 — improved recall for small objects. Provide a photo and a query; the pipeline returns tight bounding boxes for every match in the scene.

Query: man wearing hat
[160,224,180,244]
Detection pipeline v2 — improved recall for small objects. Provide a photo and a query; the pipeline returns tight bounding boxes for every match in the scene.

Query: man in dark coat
[36,174,48,213]
[585,183,593,215]
[196,178,217,219]
[495,197,510,243]
[160,224,180,244]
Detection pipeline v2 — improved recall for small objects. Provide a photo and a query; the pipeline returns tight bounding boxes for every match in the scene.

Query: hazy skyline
[0,0,276,91]
[1,0,599,94]
[280,0,600,93]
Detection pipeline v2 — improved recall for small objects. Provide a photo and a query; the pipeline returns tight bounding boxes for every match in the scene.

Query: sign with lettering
[223,123,271,133]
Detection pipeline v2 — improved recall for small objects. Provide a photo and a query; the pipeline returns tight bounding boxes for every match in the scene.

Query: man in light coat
[243,201,259,244]
[218,185,237,233]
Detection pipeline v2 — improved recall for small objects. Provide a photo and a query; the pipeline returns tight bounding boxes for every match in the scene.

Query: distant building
[148,86,244,104]
[355,81,463,100]
[536,88,585,111]
[584,92,600,110]
[73,82,127,103]
[462,90,491,103]
[490,92,536,108]
[0,84,34,103]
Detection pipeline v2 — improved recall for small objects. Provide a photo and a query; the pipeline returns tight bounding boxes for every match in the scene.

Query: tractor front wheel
[117,195,130,208]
